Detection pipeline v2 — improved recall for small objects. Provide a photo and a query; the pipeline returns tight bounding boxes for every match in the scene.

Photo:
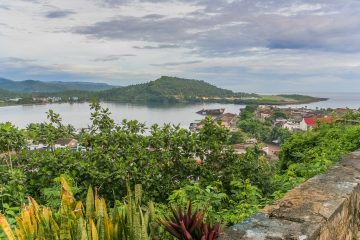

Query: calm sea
[0,92,359,129]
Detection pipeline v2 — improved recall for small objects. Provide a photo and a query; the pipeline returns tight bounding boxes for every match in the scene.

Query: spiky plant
[0,177,157,240]
[159,202,221,240]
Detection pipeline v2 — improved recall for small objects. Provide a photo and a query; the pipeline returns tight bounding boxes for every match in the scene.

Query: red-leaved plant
[159,202,221,240]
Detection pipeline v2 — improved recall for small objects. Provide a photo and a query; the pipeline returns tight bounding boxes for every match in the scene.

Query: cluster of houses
[191,108,279,159]
[27,138,79,151]
[31,96,79,103]
[255,105,358,131]
[8,98,22,102]
[190,109,239,132]
[32,97,62,103]
[191,105,350,133]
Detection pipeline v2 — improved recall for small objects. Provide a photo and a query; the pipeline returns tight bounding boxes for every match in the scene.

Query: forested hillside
[98,76,257,103]
[0,76,324,106]
[0,88,20,100]
[0,78,113,92]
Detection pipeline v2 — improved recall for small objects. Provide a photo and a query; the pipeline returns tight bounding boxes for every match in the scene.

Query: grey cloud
[4,0,360,92]
[0,5,10,10]
[0,23,9,28]
[97,0,204,7]
[151,60,202,66]
[46,10,75,19]
[75,0,360,56]
[133,44,181,49]
[190,65,360,93]
[142,14,166,19]
[5,57,37,64]
[94,54,136,61]
[0,57,58,78]
[75,16,196,42]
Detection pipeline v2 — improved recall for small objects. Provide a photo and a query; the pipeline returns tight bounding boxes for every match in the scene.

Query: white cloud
[269,3,323,16]
[0,0,359,92]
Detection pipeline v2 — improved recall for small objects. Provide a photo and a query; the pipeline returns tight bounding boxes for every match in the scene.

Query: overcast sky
[0,0,359,92]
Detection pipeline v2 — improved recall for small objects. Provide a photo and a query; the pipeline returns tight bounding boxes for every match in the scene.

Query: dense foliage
[279,122,360,179]
[1,102,360,239]
[0,102,272,225]
[98,76,255,104]
[237,106,291,143]
[0,89,21,101]
[0,177,160,240]
[0,77,112,93]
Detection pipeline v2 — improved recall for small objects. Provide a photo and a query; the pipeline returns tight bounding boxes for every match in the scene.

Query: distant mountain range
[0,78,114,93]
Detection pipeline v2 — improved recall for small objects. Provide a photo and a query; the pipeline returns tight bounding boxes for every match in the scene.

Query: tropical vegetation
[1,101,360,239]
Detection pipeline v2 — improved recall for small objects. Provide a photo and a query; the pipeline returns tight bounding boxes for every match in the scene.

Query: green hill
[0,76,325,106]
[98,76,250,104]
[0,78,113,93]
[0,88,20,100]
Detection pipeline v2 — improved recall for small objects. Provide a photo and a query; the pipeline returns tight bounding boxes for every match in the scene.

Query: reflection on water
[0,92,359,129]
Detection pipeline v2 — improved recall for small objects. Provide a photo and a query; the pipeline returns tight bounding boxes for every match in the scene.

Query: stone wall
[221,150,360,240]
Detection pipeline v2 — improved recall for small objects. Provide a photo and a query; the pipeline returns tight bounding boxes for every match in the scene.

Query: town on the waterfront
[2,0,360,238]
[20,102,359,164]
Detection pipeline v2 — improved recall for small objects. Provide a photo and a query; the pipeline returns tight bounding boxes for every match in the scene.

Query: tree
[0,103,309,225]
[240,105,257,120]
[237,119,271,142]
[272,109,287,120]
[229,130,246,144]
[267,127,291,144]
[0,122,25,169]
[26,110,74,149]
[0,123,26,210]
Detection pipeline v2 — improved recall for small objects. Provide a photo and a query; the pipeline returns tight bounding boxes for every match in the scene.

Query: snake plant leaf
[0,213,16,240]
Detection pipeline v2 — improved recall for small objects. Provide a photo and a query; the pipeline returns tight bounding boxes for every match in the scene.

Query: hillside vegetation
[0,89,20,100]
[1,103,360,239]
[0,78,113,92]
[0,76,325,105]
[98,76,256,104]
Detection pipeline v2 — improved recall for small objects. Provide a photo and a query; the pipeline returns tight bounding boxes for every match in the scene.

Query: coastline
[0,101,88,108]
[2,93,359,130]
[264,97,329,106]
[0,97,329,108]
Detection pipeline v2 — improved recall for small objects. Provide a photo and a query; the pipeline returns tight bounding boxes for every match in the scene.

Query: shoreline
[0,97,329,108]
[0,101,88,108]
[265,97,329,106]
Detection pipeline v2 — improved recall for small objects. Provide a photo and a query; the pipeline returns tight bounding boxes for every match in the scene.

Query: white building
[54,138,78,149]
[283,122,301,131]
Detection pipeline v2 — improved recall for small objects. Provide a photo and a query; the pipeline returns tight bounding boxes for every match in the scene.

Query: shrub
[159,202,221,240]
[0,177,158,240]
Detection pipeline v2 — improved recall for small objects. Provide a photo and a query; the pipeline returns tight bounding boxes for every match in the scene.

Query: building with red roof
[300,117,334,131]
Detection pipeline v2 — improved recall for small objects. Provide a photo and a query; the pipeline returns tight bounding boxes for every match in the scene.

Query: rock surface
[221,150,360,240]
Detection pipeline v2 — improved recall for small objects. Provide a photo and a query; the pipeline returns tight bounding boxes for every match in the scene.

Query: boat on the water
[196,108,225,116]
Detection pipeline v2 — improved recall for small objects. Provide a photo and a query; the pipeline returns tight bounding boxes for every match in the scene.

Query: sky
[0,0,360,92]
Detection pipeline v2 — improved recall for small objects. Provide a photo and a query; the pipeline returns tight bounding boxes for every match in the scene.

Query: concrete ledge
[221,150,360,240]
